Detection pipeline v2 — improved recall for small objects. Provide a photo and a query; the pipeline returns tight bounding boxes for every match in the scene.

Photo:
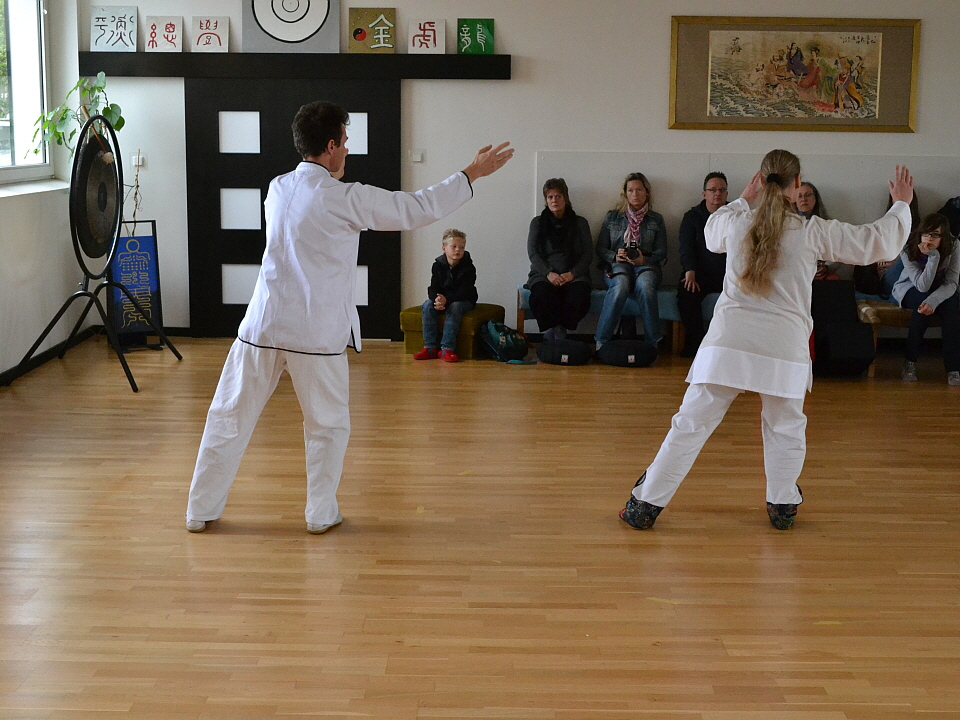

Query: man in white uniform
[186,101,513,533]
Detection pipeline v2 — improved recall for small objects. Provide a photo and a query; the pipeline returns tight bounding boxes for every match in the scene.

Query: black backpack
[480,321,529,362]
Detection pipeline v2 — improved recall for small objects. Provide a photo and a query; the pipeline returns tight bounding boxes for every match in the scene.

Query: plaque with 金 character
[349,8,397,54]
[408,19,445,54]
[456,18,494,55]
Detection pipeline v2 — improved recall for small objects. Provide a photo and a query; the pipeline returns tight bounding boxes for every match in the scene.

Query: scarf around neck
[537,206,578,261]
[625,204,649,247]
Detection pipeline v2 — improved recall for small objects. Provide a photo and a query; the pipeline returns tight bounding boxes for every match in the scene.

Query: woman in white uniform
[619,150,914,531]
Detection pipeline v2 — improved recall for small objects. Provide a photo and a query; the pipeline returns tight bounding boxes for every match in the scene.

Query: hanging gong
[69,116,123,280]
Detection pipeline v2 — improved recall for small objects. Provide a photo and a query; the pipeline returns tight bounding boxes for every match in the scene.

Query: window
[0,0,50,184]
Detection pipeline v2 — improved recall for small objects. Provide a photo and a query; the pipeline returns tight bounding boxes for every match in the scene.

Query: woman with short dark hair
[525,178,593,341]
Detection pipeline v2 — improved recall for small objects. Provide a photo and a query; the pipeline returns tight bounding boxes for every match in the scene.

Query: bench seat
[517,286,713,354]
[399,303,505,360]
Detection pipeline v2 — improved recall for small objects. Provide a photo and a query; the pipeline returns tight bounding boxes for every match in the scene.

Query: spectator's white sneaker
[307,513,343,535]
[185,519,206,533]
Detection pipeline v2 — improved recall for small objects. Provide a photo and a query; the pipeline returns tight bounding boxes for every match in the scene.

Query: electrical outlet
[131,153,145,167]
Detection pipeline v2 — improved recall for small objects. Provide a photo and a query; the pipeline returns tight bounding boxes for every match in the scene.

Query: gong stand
[13,116,181,393]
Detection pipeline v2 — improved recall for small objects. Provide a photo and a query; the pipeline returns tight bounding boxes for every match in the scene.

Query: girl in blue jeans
[890,213,960,385]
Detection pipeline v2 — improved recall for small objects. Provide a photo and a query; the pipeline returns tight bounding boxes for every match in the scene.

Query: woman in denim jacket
[595,172,668,349]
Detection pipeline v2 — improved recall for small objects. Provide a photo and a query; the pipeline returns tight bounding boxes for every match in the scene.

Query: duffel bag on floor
[596,339,658,367]
[536,339,593,366]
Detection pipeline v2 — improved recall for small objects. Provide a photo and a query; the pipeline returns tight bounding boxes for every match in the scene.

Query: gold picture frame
[670,16,920,132]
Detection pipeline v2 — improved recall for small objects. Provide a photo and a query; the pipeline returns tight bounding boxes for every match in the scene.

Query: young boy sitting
[414,229,478,363]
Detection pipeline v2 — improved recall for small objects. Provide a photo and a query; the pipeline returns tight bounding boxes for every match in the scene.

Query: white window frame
[0,0,53,185]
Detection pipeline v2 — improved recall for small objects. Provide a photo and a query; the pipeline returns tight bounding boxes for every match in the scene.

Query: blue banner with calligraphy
[108,220,164,339]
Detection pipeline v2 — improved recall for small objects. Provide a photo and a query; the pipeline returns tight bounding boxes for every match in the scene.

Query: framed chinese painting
[670,16,920,132]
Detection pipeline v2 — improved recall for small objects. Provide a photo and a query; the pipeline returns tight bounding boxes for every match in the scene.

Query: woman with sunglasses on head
[891,213,960,385]
[594,172,668,350]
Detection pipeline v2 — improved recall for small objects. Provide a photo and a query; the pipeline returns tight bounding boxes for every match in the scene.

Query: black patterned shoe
[766,485,802,530]
[619,473,664,530]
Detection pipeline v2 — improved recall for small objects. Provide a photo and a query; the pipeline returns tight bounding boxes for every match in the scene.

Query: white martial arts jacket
[238,163,473,355]
[688,197,911,399]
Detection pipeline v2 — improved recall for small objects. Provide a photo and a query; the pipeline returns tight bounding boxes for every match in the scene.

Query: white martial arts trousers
[634,383,806,508]
[186,339,350,526]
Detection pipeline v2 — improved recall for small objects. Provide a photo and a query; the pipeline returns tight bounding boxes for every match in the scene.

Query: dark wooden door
[184,77,402,339]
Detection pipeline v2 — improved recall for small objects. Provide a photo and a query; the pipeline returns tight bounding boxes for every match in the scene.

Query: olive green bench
[399,303,506,360]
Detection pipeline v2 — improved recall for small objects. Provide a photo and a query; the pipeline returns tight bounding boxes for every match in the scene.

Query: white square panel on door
[220,188,262,230]
[219,111,261,154]
[345,112,368,155]
[222,264,261,304]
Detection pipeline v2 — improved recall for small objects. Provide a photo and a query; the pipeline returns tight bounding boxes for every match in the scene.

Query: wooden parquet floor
[1,336,959,719]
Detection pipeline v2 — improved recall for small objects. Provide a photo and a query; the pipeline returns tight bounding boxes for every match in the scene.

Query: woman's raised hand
[741,171,764,206]
[889,164,914,205]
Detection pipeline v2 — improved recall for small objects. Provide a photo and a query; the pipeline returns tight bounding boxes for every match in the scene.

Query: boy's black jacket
[428,251,478,304]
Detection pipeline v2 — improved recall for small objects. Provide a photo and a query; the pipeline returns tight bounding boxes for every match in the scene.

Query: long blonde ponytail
[739,149,801,296]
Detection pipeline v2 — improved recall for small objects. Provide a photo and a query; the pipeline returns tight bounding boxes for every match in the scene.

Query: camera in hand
[624,246,640,261]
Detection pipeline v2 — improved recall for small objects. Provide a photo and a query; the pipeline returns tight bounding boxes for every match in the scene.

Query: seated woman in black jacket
[525,178,593,341]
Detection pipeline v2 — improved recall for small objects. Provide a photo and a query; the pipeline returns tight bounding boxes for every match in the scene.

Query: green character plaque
[456,18,494,55]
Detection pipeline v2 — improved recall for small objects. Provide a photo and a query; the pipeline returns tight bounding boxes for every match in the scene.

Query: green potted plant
[33,71,124,153]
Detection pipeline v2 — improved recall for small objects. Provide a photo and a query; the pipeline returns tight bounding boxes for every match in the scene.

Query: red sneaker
[440,349,460,363]
[413,347,439,360]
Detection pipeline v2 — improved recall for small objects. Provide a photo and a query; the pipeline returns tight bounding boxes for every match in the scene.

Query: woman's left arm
[815,202,912,266]
[571,216,594,278]
[921,243,960,311]
[704,199,748,253]
[649,215,668,266]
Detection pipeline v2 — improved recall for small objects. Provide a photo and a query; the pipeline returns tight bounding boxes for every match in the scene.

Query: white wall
[107,78,189,327]
[0,187,73,372]
[0,0,80,374]
[399,1,960,320]
[6,0,960,370]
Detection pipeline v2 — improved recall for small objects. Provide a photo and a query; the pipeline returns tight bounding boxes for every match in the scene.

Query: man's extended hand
[463,142,514,183]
